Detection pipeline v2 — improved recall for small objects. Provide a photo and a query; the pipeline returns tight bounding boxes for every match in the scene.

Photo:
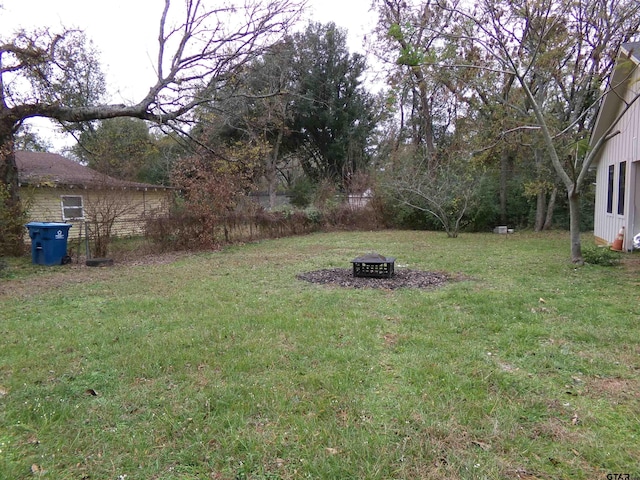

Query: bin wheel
[61,255,72,265]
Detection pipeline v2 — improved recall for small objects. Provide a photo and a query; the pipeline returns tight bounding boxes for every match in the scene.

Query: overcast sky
[0,0,378,149]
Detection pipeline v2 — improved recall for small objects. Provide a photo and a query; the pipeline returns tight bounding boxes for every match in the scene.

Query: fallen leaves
[297,268,454,290]
[531,297,557,314]
[31,464,46,476]
[471,440,491,451]
[571,413,580,425]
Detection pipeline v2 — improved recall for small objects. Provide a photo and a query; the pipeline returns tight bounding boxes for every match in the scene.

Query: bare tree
[0,0,303,254]
[382,145,484,237]
[372,0,461,157]
[83,190,142,258]
[443,0,640,262]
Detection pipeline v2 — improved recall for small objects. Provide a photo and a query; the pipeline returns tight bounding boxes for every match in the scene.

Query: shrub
[582,245,622,266]
[145,211,212,251]
[304,206,322,226]
[0,184,28,257]
[289,177,315,208]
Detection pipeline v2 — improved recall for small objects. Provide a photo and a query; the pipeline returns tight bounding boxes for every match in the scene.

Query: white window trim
[61,195,85,221]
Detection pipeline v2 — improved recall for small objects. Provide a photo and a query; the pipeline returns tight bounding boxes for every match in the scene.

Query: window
[617,161,626,215]
[606,164,614,214]
[61,195,84,220]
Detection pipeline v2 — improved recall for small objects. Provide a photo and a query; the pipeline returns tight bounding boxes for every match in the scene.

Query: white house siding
[593,57,640,251]
[23,186,172,241]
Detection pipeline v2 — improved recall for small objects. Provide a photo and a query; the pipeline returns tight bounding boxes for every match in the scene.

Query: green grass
[1,230,639,479]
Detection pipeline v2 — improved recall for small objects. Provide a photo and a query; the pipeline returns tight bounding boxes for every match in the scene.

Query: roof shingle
[16,151,169,190]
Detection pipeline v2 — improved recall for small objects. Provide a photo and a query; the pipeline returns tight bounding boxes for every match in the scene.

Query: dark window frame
[606,164,615,214]
[617,161,626,215]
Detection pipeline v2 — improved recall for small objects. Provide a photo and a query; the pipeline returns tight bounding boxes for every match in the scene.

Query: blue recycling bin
[25,222,72,266]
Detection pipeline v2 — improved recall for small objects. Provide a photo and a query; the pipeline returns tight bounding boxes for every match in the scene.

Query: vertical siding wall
[594,66,640,250]
[22,187,172,242]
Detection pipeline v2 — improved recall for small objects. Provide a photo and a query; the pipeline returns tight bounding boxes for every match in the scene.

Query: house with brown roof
[591,42,640,251]
[17,151,174,241]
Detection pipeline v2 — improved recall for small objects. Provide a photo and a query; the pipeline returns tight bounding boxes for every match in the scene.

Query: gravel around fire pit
[297,268,459,290]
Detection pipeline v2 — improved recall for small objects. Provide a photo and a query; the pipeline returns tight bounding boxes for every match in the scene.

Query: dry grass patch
[584,377,640,401]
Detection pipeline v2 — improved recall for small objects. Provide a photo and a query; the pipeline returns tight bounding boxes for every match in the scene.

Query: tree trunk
[533,148,544,231]
[534,191,546,232]
[267,128,284,210]
[568,187,583,264]
[0,130,25,256]
[543,186,557,230]
[414,70,436,157]
[499,149,509,224]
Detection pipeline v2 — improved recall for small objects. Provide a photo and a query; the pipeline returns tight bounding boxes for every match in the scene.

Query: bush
[0,184,28,257]
[289,177,315,208]
[303,206,322,226]
[582,245,622,266]
[145,211,213,251]
[146,203,326,250]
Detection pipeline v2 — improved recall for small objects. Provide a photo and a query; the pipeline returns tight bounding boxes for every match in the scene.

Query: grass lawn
[1,230,639,479]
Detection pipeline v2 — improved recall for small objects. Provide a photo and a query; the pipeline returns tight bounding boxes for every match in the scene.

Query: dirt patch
[108,250,191,267]
[297,268,466,290]
[622,253,640,282]
[527,415,584,444]
[0,251,190,299]
[585,377,640,401]
[3,255,467,298]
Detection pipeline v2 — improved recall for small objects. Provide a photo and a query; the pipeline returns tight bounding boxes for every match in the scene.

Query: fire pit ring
[351,253,396,279]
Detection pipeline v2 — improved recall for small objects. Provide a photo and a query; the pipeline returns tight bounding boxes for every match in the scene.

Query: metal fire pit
[351,253,396,278]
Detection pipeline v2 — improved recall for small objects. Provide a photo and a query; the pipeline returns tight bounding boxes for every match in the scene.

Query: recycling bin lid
[26,222,72,228]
